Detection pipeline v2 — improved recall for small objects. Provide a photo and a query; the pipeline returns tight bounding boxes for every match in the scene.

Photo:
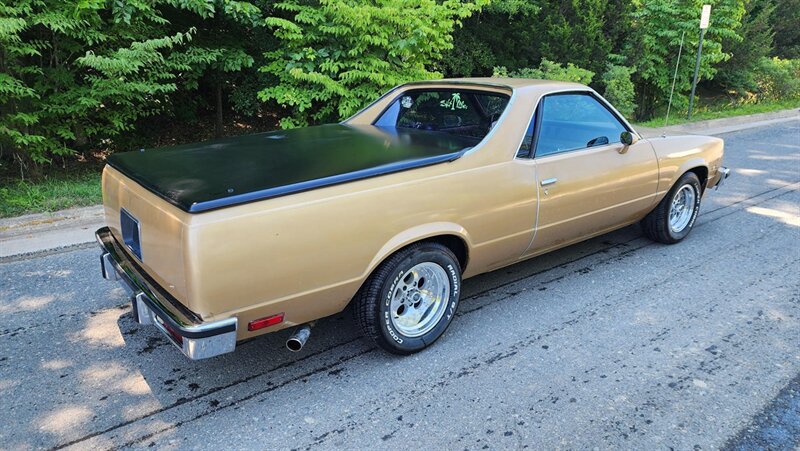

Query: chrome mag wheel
[669,184,697,233]
[389,262,450,338]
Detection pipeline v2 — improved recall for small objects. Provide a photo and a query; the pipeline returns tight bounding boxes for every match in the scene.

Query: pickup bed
[107,124,481,213]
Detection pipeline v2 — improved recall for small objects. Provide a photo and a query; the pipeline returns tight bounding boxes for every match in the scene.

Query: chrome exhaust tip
[286,323,313,352]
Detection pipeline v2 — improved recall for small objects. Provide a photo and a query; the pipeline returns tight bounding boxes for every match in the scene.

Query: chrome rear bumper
[96,227,237,359]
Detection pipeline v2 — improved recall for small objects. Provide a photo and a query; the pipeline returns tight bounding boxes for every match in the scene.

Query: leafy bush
[773,0,800,59]
[628,0,746,118]
[0,0,261,176]
[259,0,487,129]
[442,1,540,77]
[714,0,774,96]
[753,57,800,100]
[601,64,637,118]
[1,0,797,187]
[447,0,621,78]
[493,59,595,84]
[534,0,614,77]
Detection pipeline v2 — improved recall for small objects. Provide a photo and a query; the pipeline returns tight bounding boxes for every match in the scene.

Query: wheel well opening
[424,235,469,273]
[688,166,709,192]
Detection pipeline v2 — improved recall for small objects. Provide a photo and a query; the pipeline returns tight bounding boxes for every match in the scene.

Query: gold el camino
[96,78,730,359]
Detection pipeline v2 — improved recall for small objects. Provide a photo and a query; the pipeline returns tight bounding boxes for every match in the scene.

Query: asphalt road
[1,121,798,450]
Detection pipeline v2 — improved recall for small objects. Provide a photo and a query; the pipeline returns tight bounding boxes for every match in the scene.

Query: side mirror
[620,131,639,146]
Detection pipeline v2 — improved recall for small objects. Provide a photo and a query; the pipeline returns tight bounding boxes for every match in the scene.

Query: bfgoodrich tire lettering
[354,242,461,354]
[641,171,702,244]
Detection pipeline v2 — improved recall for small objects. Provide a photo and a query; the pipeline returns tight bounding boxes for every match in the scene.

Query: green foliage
[601,64,637,117]
[715,0,775,95]
[752,57,800,100]
[634,97,799,127]
[2,0,798,191]
[259,0,487,128]
[228,73,270,116]
[0,0,262,174]
[535,0,613,76]
[604,0,636,56]
[772,0,800,58]
[493,59,595,85]
[446,0,615,78]
[0,171,101,217]
[627,0,746,118]
[443,2,540,77]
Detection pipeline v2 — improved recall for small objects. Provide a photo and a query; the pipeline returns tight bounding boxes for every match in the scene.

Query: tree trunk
[12,148,42,181]
[214,82,224,139]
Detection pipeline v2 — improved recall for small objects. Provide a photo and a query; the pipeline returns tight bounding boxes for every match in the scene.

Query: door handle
[540,177,558,187]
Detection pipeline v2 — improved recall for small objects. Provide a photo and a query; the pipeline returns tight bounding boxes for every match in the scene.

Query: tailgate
[102,165,191,305]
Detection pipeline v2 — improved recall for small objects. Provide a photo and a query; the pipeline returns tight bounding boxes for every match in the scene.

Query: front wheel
[641,171,702,244]
[354,242,461,355]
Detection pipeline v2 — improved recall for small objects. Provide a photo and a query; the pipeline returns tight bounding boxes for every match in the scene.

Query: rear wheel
[354,242,461,354]
[641,172,702,244]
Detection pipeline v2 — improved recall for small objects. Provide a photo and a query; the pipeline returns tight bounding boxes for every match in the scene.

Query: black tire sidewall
[666,174,702,241]
[377,247,461,353]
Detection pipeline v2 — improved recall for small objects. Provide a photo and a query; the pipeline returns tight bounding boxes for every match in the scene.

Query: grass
[634,98,799,128]
[0,171,102,218]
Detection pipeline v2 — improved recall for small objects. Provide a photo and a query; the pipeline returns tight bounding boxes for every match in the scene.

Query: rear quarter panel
[186,155,538,334]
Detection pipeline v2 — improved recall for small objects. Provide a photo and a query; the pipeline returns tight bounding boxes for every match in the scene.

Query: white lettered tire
[641,171,702,244]
[354,242,461,354]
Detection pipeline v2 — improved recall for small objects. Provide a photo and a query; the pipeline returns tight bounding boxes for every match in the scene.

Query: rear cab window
[375,89,510,140]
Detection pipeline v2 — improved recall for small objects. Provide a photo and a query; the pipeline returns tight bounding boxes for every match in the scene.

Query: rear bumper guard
[96,227,237,359]
[715,166,730,190]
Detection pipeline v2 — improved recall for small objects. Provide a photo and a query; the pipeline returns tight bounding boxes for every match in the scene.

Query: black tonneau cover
[107,124,480,213]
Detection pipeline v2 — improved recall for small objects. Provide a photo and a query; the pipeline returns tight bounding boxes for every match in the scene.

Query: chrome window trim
[515,101,541,159]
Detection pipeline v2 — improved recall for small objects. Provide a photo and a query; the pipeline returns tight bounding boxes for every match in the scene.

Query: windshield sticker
[440,93,467,111]
[401,96,414,108]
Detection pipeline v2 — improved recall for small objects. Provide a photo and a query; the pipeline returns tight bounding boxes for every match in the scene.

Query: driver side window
[535,93,627,158]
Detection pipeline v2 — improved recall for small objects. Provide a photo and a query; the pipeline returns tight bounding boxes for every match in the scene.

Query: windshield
[374,89,510,140]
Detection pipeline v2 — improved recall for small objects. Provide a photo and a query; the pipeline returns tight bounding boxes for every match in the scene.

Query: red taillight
[159,320,184,345]
[248,313,285,331]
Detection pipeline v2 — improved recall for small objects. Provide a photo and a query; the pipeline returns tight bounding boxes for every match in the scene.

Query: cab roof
[402,77,590,93]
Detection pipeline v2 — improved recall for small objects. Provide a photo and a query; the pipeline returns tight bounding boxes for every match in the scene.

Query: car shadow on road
[114,224,644,404]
